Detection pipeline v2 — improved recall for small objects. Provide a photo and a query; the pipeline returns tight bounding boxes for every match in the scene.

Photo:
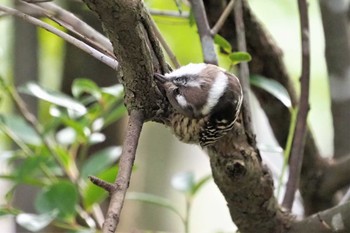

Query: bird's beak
[154,73,167,84]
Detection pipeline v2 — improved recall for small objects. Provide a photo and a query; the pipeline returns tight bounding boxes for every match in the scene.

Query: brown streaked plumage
[154,63,243,147]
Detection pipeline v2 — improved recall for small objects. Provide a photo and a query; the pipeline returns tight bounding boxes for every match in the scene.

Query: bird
[154,63,243,147]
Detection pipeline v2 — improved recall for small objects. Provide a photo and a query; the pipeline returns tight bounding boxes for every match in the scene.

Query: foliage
[0,78,125,232]
[0,77,212,232]
[0,0,337,232]
[214,34,252,65]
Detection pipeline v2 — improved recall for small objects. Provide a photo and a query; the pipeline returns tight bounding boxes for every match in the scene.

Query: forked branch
[90,110,144,233]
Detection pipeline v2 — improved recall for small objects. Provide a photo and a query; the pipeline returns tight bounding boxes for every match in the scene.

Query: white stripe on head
[201,72,228,115]
[164,63,206,79]
[176,95,188,108]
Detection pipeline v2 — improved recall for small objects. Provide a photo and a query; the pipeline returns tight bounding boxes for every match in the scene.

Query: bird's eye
[173,88,180,95]
[173,77,187,85]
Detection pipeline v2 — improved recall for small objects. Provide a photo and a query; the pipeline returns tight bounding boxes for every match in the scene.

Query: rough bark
[203,0,338,215]
[82,0,291,231]
[289,203,350,233]
[207,120,291,232]
[81,0,350,232]
[83,0,169,121]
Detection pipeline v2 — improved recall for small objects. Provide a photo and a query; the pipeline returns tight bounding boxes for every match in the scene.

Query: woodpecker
[154,63,243,147]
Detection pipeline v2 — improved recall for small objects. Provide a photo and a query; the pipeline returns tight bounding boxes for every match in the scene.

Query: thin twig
[0,4,118,70]
[211,0,236,35]
[89,175,115,192]
[99,110,144,233]
[30,1,115,57]
[233,0,256,145]
[282,0,310,210]
[149,9,189,18]
[149,16,180,68]
[188,0,218,65]
[141,10,169,74]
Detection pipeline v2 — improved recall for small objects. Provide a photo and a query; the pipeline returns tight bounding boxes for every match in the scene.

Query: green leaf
[83,167,118,209]
[53,112,88,138]
[214,34,232,53]
[229,52,252,64]
[14,155,48,184]
[250,75,292,108]
[16,210,58,232]
[126,192,183,222]
[81,146,122,179]
[19,82,87,116]
[171,171,194,193]
[72,79,101,100]
[0,114,41,146]
[35,181,78,220]
[190,174,212,195]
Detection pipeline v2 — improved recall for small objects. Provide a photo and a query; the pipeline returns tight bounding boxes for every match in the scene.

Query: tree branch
[289,202,350,233]
[81,1,170,231]
[233,0,256,146]
[149,9,189,18]
[30,1,114,57]
[0,4,118,70]
[191,0,289,231]
[230,0,326,215]
[89,175,115,193]
[83,0,169,120]
[188,0,218,65]
[207,124,290,232]
[203,0,325,214]
[79,0,350,232]
[150,17,180,68]
[282,0,311,210]
[211,0,235,35]
[102,110,144,233]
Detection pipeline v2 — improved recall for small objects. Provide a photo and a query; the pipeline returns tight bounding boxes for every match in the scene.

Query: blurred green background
[0,0,332,232]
